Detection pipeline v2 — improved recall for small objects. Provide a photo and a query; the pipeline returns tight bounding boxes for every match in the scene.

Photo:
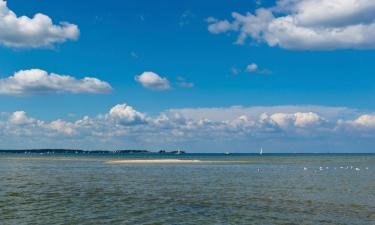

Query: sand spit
[0,156,253,164]
[106,159,203,164]
[105,159,253,164]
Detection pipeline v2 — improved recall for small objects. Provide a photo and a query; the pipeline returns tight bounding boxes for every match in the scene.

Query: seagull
[304,167,308,171]
[355,168,360,171]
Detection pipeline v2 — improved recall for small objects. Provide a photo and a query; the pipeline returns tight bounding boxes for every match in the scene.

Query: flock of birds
[255,166,370,172]
[254,149,370,172]
[303,166,369,171]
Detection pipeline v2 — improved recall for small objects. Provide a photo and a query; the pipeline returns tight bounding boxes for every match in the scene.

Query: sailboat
[259,147,263,156]
[176,148,183,155]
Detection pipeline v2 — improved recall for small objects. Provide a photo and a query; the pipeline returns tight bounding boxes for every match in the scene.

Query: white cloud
[247,63,258,72]
[9,111,37,125]
[107,104,147,125]
[246,63,272,74]
[206,17,218,23]
[339,114,375,130]
[208,19,236,34]
[0,69,112,96]
[0,0,79,48]
[294,112,323,127]
[208,0,375,50]
[1,104,375,152]
[48,120,76,135]
[267,112,323,129]
[166,105,355,121]
[135,72,171,91]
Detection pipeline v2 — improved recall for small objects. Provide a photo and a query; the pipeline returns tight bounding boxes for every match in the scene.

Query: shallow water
[0,154,374,224]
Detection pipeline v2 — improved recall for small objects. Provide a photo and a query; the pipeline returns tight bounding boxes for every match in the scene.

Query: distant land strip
[0,149,185,154]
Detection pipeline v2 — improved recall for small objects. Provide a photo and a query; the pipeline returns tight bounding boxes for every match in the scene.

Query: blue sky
[1,0,375,152]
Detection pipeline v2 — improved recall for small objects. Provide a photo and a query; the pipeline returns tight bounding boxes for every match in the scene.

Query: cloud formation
[107,104,147,125]
[246,63,272,74]
[0,0,79,48]
[208,0,375,50]
[1,104,375,151]
[339,114,375,130]
[0,69,112,96]
[135,72,171,91]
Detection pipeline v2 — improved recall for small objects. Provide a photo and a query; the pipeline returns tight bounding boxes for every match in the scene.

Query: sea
[0,153,374,225]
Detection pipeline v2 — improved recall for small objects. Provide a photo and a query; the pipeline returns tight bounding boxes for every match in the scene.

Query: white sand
[106,159,202,164]
[105,159,253,164]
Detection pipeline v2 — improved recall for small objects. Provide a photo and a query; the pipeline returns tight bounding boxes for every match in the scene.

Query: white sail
[260,147,263,155]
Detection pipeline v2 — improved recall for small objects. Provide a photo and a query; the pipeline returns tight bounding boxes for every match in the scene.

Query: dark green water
[0,154,374,224]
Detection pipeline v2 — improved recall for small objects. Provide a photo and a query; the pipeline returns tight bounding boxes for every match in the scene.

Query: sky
[1,0,375,152]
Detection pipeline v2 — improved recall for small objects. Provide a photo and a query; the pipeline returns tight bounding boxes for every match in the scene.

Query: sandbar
[106,159,202,164]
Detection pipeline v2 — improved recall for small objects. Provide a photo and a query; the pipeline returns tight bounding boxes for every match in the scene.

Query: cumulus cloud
[48,120,76,135]
[207,0,375,50]
[268,112,323,129]
[247,63,258,72]
[338,114,375,130]
[0,0,79,48]
[351,115,375,128]
[9,111,37,125]
[208,19,236,34]
[166,105,355,121]
[135,72,171,91]
[246,63,272,74]
[5,111,73,137]
[107,104,147,125]
[1,104,375,151]
[0,69,112,96]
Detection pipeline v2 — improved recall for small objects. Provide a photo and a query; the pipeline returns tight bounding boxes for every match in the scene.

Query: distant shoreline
[0,149,374,155]
[0,149,184,155]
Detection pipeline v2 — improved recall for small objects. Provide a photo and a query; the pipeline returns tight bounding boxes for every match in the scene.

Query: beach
[106,159,202,164]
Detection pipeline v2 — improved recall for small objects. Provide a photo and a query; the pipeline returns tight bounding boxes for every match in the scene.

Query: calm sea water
[0,154,374,225]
